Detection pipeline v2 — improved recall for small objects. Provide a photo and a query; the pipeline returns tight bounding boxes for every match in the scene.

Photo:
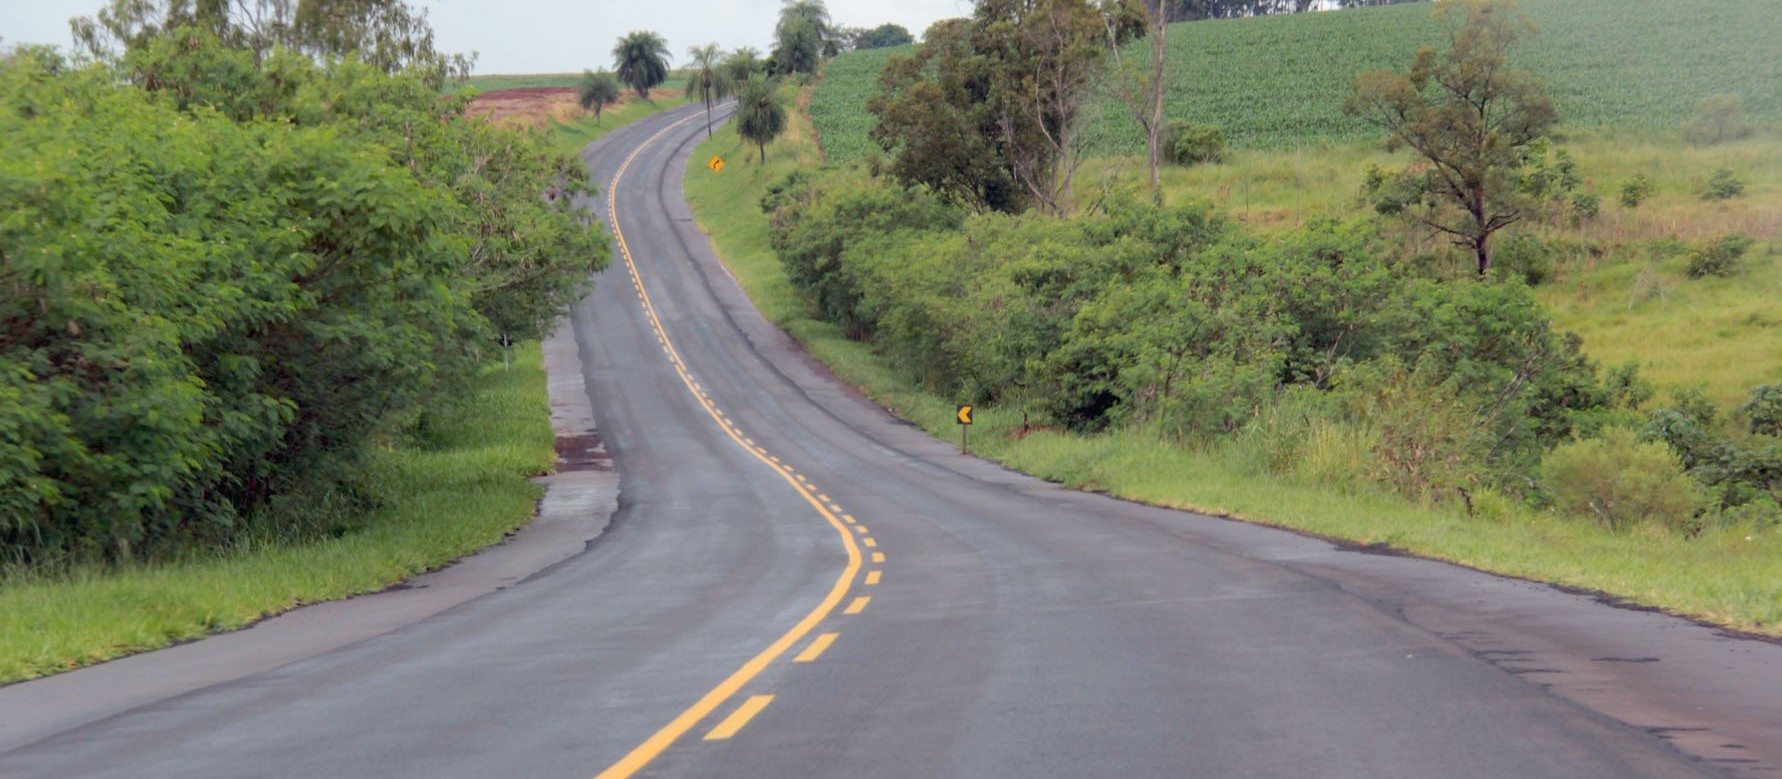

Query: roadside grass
[0,344,553,684]
[548,95,685,156]
[684,85,1782,636]
[457,72,583,92]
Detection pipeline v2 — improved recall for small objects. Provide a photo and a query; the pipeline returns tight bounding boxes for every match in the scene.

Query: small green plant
[1619,174,1652,208]
[1744,385,1782,437]
[1684,232,1756,278]
[1544,428,1705,532]
[1681,93,1754,146]
[1703,168,1745,201]
[1569,191,1601,223]
[1491,231,1558,286]
[1161,120,1225,166]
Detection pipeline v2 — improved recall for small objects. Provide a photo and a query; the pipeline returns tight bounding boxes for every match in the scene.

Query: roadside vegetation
[0,0,656,680]
[690,0,1781,633]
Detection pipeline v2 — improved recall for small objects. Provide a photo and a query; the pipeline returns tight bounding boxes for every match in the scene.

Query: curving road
[2,102,1779,779]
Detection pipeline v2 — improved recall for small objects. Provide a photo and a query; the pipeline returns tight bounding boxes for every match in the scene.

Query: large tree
[1344,0,1557,276]
[578,69,622,123]
[976,0,1109,217]
[734,73,787,163]
[685,43,732,138]
[771,0,830,75]
[612,30,670,99]
[1104,0,1170,189]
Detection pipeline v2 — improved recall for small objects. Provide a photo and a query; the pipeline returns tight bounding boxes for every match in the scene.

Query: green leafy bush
[1744,385,1782,437]
[1491,232,1559,286]
[1681,93,1754,146]
[1684,233,1756,278]
[1619,174,1653,208]
[1703,168,1745,201]
[1161,121,1226,166]
[1544,428,1705,531]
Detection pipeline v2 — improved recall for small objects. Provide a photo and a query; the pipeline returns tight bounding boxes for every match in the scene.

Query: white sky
[2,0,972,74]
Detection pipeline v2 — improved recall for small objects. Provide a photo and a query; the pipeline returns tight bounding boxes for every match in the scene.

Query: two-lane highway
[2,102,1778,779]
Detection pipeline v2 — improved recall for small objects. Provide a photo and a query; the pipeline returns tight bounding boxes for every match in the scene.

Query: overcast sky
[4,0,973,74]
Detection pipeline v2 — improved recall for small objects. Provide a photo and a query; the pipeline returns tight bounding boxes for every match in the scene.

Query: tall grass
[684,85,1782,636]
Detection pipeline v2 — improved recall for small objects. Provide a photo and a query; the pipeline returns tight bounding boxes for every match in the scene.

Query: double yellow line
[591,112,871,779]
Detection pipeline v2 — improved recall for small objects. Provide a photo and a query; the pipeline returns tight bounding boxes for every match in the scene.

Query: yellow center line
[844,596,871,615]
[793,632,840,663]
[590,112,863,779]
[703,695,775,741]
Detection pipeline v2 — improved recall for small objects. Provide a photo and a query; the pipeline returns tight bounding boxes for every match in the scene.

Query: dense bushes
[0,41,604,563]
[1161,121,1226,166]
[767,175,1639,504]
[1543,429,1703,531]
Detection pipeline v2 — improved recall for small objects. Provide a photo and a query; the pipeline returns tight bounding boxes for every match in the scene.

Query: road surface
[1,102,1777,779]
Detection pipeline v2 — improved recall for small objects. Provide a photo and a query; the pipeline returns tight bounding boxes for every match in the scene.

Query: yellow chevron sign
[956,405,973,425]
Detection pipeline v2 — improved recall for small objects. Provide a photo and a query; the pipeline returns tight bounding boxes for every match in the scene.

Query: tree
[1104,0,1169,189]
[578,70,622,123]
[1344,0,1557,276]
[734,73,786,163]
[976,0,1110,217]
[685,43,732,138]
[612,30,670,98]
[771,0,830,75]
[850,23,914,50]
[723,46,763,85]
[73,0,474,87]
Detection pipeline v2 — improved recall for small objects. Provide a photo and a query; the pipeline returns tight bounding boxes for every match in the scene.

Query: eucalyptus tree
[685,43,732,138]
[612,30,671,98]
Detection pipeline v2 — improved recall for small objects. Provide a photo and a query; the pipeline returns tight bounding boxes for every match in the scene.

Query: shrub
[1703,168,1744,201]
[1161,121,1225,166]
[1681,93,1753,146]
[1683,233,1756,278]
[1619,174,1652,208]
[1490,232,1558,286]
[1569,191,1601,223]
[1744,385,1782,437]
[1544,428,1705,531]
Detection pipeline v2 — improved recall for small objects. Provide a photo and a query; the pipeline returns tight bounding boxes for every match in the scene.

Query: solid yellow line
[865,571,881,586]
[591,112,863,779]
[793,632,840,663]
[872,552,885,563]
[844,596,871,615]
[703,695,775,741]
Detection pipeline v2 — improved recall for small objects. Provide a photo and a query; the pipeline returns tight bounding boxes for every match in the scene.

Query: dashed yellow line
[863,538,878,548]
[703,695,774,741]
[865,571,881,586]
[844,597,871,615]
[872,552,885,564]
[794,633,840,663]
[590,112,869,779]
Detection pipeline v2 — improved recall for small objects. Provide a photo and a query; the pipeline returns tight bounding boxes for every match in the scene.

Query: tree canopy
[613,30,671,98]
[1344,0,1558,276]
[771,0,831,75]
[686,43,733,138]
[579,69,622,122]
[734,73,788,163]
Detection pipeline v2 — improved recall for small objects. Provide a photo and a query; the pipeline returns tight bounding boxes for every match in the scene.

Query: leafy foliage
[734,74,788,162]
[1683,233,1756,279]
[1681,93,1754,146]
[613,30,671,98]
[1703,168,1745,201]
[578,70,622,122]
[1544,428,1704,531]
[1619,174,1652,208]
[0,33,604,563]
[1161,121,1225,165]
[685,44,733,138]
[772,0,832,75]
[1344,0,1558,276]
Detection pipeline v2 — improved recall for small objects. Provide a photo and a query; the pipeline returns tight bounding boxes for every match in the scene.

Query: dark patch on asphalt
[1593,656,1662,663]
[554,431,613,472]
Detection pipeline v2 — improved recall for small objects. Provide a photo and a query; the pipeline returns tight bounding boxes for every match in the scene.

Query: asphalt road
[2,103,1778,779]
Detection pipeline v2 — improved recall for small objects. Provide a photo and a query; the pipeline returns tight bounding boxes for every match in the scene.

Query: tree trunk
[705,98,713,138]
[1473,233,1491,277]
[759,140,767,164]
[1147,5,1166,190]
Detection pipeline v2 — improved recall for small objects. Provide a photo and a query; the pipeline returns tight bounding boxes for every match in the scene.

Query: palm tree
[578,70,622,124]
[685,43,732,138]
[612,30,670,99]
[771,0,831,75]
[733,74,786,163]
[722,47,763,85]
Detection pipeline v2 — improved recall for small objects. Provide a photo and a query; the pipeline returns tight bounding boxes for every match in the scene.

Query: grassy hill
[812,0,1782,156]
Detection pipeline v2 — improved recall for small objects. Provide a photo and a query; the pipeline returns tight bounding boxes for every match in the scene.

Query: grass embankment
[547,95,684,156]
[0,345,553,683]
[684,86,1782,635]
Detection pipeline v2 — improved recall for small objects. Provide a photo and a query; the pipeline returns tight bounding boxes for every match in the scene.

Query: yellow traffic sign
[707,156,725,173]
[956,405,973,425]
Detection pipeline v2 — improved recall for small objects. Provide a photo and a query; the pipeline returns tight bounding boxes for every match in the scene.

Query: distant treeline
[1,11,605,563]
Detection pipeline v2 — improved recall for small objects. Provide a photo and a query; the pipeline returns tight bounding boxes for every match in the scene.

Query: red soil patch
[469,87,684,128]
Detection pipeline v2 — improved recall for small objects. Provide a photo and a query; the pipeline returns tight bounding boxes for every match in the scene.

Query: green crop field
[810,0,1782,156]
[455,72,584,93]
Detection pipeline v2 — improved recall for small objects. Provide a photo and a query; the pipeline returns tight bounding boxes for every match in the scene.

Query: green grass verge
[685,87,1782,636]
[0,344,555,684]
[811,0,1782,155]
[455,73,584,92]
[547,96,687,156]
